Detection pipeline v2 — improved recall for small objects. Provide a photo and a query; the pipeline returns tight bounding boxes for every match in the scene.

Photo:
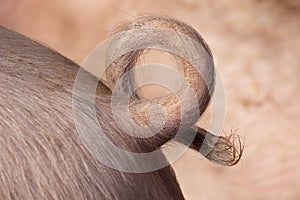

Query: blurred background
[1,0,299,199]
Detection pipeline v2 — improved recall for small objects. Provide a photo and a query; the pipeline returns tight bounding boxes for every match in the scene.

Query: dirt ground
[1,0,300,199]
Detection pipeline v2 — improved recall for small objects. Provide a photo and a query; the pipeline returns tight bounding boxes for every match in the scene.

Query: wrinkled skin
[0,26,186,199]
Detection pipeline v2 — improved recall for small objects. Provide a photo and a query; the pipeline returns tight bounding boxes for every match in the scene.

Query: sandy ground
[1,0,300,199]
